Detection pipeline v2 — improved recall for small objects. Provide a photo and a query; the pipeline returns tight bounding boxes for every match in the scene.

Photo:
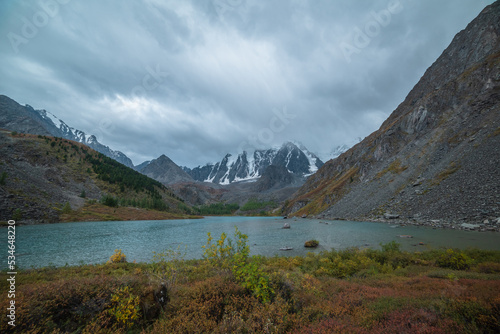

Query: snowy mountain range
[0,95,134,168]
[181,142,323,185]
[1,95,325,185]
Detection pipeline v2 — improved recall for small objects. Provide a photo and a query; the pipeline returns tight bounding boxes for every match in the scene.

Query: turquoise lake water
[3,216,500,268]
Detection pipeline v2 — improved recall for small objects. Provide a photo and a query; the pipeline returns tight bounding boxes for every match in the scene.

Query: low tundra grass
[1,239,499,333]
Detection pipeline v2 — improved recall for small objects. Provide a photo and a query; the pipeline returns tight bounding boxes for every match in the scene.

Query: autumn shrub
[0,276,120,333]
[312,248,381,278]
[203,227,274,303]
[392,264,431,277]
[363,241,410,269]
[268,255,303,271]
[463,248,500,263]
[475,262,500,274]
[436,249,472,270]
[296,317,368,334]
[233,256,274,303]
[268,270,296,305]
[108,249,127,264]
[368,308,464,334]
[106,286,141,330]
[366,296,414,323]
[149,279,296,334]
[294,280,386,332]
[380,240,401,253]
[148,245,186,308]
[202,230,235,269]
[441,298,495,332]
[150,276,245,333]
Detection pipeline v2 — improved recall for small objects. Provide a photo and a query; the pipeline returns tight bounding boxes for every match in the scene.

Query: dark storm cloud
[0,0,494,167]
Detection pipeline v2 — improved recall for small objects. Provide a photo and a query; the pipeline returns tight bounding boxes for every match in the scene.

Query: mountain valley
[284,2,500,231]
[0,3,499,230]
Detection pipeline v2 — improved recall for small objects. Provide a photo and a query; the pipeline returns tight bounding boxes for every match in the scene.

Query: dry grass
[60,202,201,222]
[375,159,408,179]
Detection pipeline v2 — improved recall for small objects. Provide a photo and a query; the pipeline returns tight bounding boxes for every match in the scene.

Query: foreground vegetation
[1,232,500,333]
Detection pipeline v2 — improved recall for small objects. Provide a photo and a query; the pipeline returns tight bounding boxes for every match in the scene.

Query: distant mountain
[138,155,194,185]
[284,2,500,229]
[328,138,362,160]
[183,142,323,185]
[0,95,134,168]
[133,160,151,172]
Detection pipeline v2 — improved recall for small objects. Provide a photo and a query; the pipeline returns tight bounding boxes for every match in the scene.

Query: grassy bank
[1,232,500,333]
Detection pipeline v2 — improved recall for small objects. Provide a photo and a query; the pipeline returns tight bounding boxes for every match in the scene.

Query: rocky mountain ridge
[0,95,134,168]
[284,2,500,231]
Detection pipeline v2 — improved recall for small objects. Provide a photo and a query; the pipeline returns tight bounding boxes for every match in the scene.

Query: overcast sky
[0,0,494,167]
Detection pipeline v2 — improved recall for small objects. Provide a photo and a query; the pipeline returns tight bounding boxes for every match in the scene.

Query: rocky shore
[313,214,500,232]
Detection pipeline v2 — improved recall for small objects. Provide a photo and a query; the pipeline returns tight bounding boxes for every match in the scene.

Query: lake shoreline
[305,215,500,233]
[5,212,500,233]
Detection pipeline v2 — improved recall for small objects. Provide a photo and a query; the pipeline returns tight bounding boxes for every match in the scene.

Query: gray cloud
[0,0,494,167]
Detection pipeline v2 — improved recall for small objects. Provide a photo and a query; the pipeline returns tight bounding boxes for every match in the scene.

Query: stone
[412,178,424,187]
[384,213,400,219]
[304,240,319,248]
[461,223,480,230]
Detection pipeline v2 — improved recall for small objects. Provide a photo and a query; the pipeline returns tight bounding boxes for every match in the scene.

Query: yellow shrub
[107,286,141,329]
[108,249,127,263]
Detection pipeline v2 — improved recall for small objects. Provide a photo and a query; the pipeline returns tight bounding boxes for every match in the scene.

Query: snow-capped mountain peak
[183,142,324,184]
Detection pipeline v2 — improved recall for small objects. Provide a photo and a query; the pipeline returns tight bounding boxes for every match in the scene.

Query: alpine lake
[5,216,500,269]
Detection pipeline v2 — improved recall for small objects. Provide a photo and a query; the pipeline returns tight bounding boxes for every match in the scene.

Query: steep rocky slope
[0,131,194,224]
[285,2,500,231]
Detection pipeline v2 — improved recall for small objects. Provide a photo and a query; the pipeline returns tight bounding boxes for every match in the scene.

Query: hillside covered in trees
[0,130,199,223]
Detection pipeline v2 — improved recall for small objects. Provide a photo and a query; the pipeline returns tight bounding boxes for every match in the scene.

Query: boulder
[304,240,319,248]
[461,223,480,230]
